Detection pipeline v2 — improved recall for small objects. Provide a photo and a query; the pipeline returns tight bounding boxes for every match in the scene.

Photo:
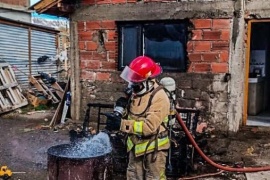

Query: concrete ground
[246,171,270,180]
[1,109,270,180]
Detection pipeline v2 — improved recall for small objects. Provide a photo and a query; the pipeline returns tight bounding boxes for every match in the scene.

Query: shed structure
[0,17,60,89]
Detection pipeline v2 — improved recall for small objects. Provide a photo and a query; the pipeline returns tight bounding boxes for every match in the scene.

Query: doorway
[246,21,270,127]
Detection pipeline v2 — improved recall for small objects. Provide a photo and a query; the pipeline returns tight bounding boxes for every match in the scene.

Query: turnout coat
[120,82,171,157]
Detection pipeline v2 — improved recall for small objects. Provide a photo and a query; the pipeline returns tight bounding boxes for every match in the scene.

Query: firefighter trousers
[127,150,167,180]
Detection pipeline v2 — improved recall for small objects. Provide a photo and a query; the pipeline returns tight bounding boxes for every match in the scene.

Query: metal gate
[0,23,58,89]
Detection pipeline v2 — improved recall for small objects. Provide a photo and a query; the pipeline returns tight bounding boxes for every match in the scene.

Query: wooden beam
[34,0,57,10]
[33,0,60,13]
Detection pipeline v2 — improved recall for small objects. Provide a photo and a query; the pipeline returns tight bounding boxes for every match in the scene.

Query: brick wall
[78,18,231,81]
[188,19,231,73]
[76,0,233,131]
[77,17,231,131]
[0,0,28,7]
[82,0,179,4]
[81,0,225,4]
[78,20,117,82]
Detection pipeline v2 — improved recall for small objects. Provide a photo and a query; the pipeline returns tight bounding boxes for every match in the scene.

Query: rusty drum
[47,132,112,180]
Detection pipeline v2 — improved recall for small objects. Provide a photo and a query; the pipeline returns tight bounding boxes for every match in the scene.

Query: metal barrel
[47,144,112,180]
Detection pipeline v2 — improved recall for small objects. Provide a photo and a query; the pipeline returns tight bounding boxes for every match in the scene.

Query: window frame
[117,20,189,72]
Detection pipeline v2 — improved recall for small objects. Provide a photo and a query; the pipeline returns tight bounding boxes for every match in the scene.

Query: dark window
[118,21,188,72]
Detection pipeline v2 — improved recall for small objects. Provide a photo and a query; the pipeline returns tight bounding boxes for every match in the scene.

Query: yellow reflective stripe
[163,116,169,123]
[133,121,143,135]
[134,136,169,155]
[160,170,166,180]
[127,136,134,151]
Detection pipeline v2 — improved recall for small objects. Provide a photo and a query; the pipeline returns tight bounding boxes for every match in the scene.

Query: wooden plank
[37,79,59,103]
[33,0,58,11]
[49,77,70,127]
[51,82,64,99]
[28,75,52,100]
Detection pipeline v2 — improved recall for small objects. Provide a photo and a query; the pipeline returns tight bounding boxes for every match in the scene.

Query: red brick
[187,64,193,72]
[87,60,101,69]
[80,60,87,69]
[92,52,107,60]
[188,53,202,62]
[101,61,116,70]
[96,0,111,4]
[111,0,126,4]
[96,72,111,81]
[211,63,228,73]
[108,51,116,60]
[203,31,221,40]
[187,41,193,52]
[80,51,93,61]
[192,19,212,29]
[107,30,116,41]
[221,30,230,41]
[100,21,116,30]
[81,71,96,81]
[212,41,229,50]
[105,42,116,51]
[5,0,28,6]
[212,19,231,29]
[193,41,211,52]
[144,0,170,2]
[192,30,202,40]
[77,21,85,31]
[219,51,229,62]
[86,42,98,51]
[78,31,93,41]
[86,21,101,30]
[79,41,85,50]
[194,63,211,72]
[202,53,219,62]
[81,0,96,5]
[127,0,136,2]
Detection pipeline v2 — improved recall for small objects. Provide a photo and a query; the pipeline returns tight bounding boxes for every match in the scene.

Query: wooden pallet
[0,62,28,113]
[28,74,64,105]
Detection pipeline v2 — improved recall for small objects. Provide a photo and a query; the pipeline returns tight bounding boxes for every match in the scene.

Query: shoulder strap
[128,85,164,116]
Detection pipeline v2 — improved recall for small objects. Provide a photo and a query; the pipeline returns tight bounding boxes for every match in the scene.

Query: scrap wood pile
[0,62,72,129]
[27,71,71,129]
[27,72,65,107]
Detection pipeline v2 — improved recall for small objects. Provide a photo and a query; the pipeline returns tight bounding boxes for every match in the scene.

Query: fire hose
[175,111,270,178]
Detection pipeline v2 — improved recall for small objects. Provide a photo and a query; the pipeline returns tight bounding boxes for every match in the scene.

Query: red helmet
[120,56,162,83]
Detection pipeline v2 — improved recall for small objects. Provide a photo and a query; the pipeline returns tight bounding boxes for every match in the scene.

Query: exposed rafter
[31,0,75,17]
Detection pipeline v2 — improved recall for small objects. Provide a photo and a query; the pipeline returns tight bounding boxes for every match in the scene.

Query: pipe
[175,112,270,173]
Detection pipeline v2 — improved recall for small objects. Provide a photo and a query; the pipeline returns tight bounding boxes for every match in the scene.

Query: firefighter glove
[103,112,122,131]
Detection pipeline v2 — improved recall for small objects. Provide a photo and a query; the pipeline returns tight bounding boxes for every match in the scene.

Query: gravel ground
[1,110,270,180]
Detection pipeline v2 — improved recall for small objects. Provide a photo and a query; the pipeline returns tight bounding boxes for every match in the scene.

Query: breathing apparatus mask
[125,80,155,96]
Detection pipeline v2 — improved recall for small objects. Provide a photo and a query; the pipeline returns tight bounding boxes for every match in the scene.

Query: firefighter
[106,56,170,180]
